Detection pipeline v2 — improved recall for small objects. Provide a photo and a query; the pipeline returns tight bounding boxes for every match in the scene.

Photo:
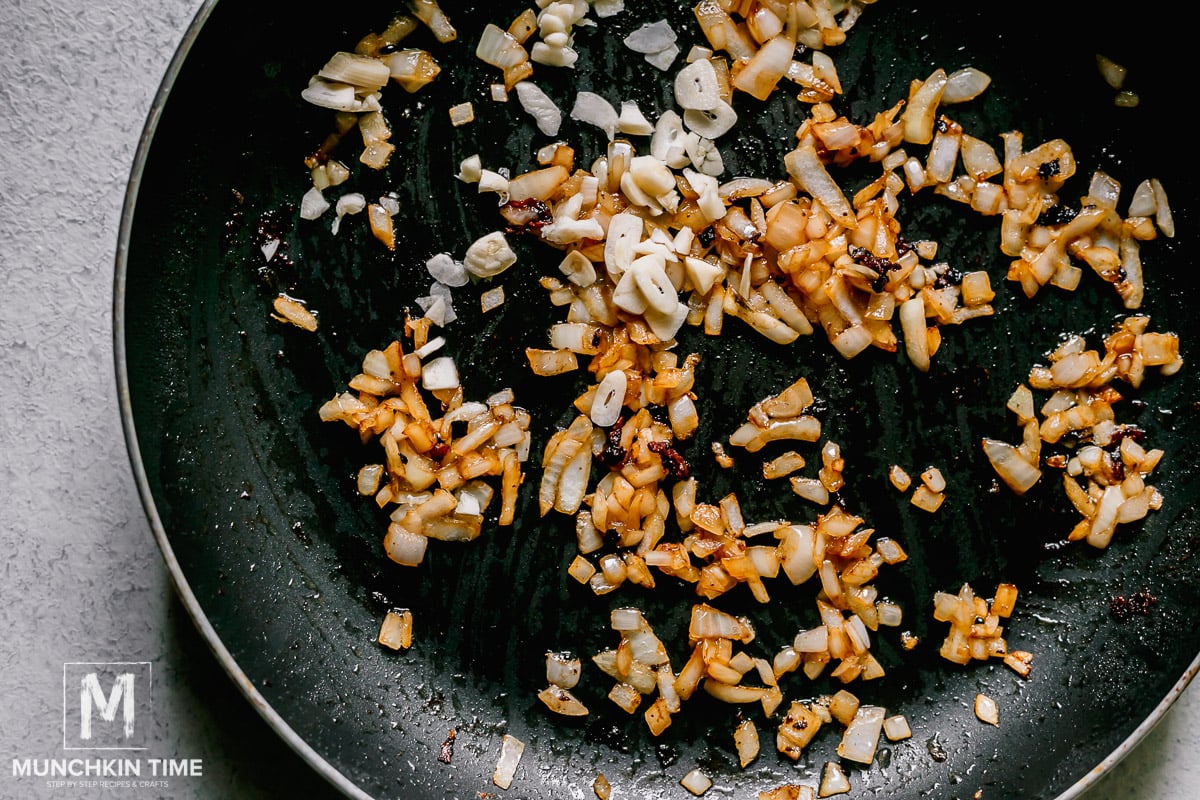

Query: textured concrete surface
[0,1,1195,799]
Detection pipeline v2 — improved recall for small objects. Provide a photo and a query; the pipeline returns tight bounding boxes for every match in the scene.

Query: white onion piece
[426,252,469,287]
[572,91,619,140]
[819,761,851,796]
[383,525,427,566]
[421,356,460,391]
[683,101,737,139]
[982,437,1042,495]
[776,524,817,585]
[974,693,999,726]
[516,81,562,135]
[784,142,854,228]
[412,336,446,360]
[942,67,991,104]
[901,68,948,144]
[476,23,528,69]
[1151,179,1174,238]
[617,101,655,136]
[679,769,712,796]
[837,705,885,764]
[624,19,676,54]
[464,231,517,278]
[734,719,759,767]
[1128,179,1156,217]
[899,296,929,372]
[592,0,623,17]
[555,444,592,515]
[300,187,330,220]
[590,370,628,427]
[674,58,721,111]
[730,34,794,101]
[492,734,525,789]
[689,604,750,641]
[645,44,680,71]
[538,685,589,716]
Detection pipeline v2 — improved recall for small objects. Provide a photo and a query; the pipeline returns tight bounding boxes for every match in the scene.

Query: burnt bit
[647,403,670,425]
[850,245,899,292]
[500,198,553,233]
[926,733,949,762]
[598,415,629,467]
[1035,204,1078,227]
[437,729,457,764]
[648,440,691,479]
[1110,590,1157,621]
[932,266,963,289]
[1037,158,1062,180]
[698,226,715,247]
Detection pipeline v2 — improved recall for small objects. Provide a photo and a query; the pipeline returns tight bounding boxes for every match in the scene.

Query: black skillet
[116,2,1200,798]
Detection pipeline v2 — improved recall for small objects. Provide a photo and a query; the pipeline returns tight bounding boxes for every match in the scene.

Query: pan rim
[109,2,1200,799]
[111,1,372,797]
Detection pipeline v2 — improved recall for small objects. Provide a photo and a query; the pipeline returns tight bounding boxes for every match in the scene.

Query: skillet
[116,1,1200,798]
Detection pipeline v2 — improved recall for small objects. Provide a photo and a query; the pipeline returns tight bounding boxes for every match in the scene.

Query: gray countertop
[1,1,1195,799]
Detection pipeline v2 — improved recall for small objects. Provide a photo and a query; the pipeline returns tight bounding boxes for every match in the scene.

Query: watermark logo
[62,663,152,751]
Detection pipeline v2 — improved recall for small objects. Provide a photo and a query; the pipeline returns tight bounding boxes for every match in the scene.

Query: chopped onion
[624,19,676,54]
[941,67,991,104]
[426,252,469,287]
[974,693,999,726]
[837,705,884,764]
[819,761,850,797]
[464,231,518,278]
[572,92,619,140]
[516,81,563,135]
[492,734,525,790]
[421,355,460,391]
[679,768,712,796]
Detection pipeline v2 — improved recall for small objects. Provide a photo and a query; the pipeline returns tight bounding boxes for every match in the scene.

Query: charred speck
[1035,204,1078,226]
[851,245,898,292]
[931,365,990,405]
[935,117,949,134]
[698,226,715,247]
[647,404,670,425]
[598,417,629,467]
[655,743,679,768]
[500,198,553,233]
[254,207,294,246]
[932,267,964,289]
[1037,159,1061,180]
[648,440,691,479]
[1110,590,1157,621]
[437,729,456,764]
[927,734,949,762]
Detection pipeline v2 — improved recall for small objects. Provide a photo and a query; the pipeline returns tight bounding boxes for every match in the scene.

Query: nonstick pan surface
[117,2,1200,798]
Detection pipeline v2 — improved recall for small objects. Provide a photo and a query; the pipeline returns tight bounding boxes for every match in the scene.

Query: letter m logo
[63,662,152,750]
[80,672,135,740]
